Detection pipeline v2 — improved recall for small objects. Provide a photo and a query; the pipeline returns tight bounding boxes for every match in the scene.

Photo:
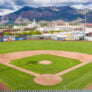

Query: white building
[84,28,92,41]
[13,19,40,30]
[37,25,84,32]
[85,28,92,33]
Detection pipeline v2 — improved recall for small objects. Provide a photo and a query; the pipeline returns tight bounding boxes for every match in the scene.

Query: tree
[28,30,41,35]
[4,32,12,35]
[48,30,55,34]
[31,27,37,31]
[21,32,28,35]
[28,31,33,35]
[32,30,41,35]
[48,30,64,34]
[40,23,47,27]
[13,33,21,35]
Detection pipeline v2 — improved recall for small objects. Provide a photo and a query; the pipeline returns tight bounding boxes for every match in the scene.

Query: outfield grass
[0,40,92,54]
[10,54,80,74]
[0,62,92,89]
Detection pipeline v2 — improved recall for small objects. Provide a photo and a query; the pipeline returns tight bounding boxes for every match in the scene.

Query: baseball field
[0,40,92,90]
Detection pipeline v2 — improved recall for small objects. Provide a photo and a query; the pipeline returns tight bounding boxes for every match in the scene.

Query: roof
[87,24,92,27]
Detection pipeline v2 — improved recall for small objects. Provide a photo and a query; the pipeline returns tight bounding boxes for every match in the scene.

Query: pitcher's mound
[34,74,62,85]
[39,60,52,65]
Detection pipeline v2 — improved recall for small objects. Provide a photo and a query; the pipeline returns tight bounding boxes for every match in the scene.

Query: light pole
[84,9,87,40]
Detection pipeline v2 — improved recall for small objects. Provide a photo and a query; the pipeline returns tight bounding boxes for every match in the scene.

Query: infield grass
[10,54,80,74]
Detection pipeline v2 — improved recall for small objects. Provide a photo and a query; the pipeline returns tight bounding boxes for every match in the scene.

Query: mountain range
[0,6,92,24]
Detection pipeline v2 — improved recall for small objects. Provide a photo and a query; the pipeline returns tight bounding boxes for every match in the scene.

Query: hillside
[0,6,91,24]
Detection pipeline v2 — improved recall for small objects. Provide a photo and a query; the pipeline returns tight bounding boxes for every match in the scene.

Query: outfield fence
[0,35,85,42]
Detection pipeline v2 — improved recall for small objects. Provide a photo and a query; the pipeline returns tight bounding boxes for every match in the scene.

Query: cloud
[0,0,92,15]
[72,4,92,9]
[0,0,92,10]
[0,9,16,16]
[0,0,92,9]
[0,0,15,9]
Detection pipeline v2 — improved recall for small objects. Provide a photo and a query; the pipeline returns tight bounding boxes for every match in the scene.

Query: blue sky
[0,0,92,15]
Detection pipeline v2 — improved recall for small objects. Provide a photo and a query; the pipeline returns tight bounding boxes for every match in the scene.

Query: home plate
[34,74,62,85]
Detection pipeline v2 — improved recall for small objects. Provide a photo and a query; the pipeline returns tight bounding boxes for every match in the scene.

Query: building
[87,24,92,28]
[37,24,84,32]
[84,27,92,41]
[37,23,85,40]
[13,19,40,30]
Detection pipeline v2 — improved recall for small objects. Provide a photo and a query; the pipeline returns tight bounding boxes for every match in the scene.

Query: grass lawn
[0,40,92,54]
[10,54,81,74]
[0,40,92,89]
[0,62,92,90]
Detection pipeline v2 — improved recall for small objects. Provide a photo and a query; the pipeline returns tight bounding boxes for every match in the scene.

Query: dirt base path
[87,84,92,89]
[0,82,10,90]
[0,50,92,86]
[0,50,92,64]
